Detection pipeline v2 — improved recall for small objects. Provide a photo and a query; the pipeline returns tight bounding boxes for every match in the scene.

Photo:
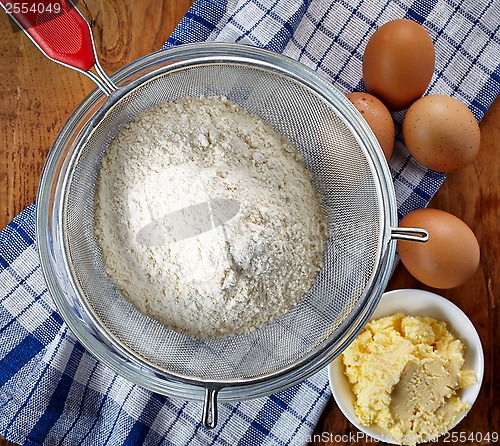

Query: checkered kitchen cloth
[1,0,499,445]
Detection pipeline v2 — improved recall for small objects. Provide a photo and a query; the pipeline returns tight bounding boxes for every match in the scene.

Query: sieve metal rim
[36,43,398,403]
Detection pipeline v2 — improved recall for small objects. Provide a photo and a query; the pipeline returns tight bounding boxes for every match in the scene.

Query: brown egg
[402,94,481,172]
[346,92,395,161]
[363,19,435,111]
[398,208,480,289]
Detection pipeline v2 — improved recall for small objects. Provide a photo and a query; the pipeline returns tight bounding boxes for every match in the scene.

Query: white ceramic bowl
[329,288,484,444]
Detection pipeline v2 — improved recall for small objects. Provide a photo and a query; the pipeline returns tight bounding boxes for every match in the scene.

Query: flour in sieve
[94,96,326,339]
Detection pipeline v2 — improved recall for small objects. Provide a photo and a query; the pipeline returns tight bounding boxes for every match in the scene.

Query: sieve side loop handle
[202,388,219,429]
[391,227,429,243]
[0,0,117,95]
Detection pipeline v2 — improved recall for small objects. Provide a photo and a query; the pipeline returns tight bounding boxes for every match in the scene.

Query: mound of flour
[95,96,326,339]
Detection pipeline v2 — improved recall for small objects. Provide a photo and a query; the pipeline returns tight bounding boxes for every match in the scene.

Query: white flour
[95,96,326,339]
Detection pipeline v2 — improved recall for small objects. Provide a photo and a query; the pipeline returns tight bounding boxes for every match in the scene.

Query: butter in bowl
[329,289,484,445]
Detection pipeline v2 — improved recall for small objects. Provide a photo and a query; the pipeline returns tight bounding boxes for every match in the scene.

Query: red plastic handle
[0,0,95,71]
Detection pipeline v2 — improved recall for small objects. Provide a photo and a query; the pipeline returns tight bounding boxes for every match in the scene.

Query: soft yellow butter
[342,314,476,445]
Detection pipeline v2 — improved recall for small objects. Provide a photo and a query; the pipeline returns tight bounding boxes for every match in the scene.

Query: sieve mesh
[63,62,383,383]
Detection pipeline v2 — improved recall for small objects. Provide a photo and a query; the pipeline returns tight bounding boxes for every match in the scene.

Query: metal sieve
[4,1,428,428]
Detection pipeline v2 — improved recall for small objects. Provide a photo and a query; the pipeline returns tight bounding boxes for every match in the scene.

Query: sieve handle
[202,388,219,429]
[0,0,117,95]
[391,227,429,242]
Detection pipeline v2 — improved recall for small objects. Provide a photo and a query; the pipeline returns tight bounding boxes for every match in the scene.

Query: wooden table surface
[0,1,498,445]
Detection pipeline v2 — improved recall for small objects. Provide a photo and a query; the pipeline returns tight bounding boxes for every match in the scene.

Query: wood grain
[0,1,498,445]
[0,1,193,445]
[311,95,500,445]
[0,0,193,229]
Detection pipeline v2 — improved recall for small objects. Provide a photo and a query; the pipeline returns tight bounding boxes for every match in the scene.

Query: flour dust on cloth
[0,0,499,445]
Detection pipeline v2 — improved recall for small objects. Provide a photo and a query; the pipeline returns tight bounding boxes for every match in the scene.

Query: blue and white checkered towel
[1,1,499,445]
